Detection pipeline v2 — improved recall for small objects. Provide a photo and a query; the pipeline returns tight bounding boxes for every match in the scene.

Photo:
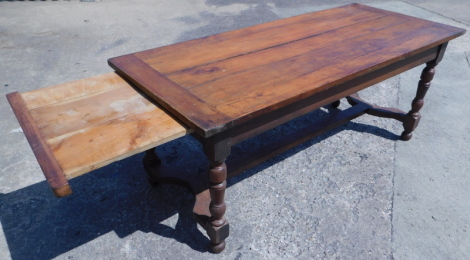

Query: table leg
[331,100,341,108]
[206,160,229,253]
[142,139,231,253]
[401,61,437,141]
[142,147,161,185]
[203,134,231,253]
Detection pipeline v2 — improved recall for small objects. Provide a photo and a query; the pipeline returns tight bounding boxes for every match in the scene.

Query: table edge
[108,4,466,138]
[6,91,72,198]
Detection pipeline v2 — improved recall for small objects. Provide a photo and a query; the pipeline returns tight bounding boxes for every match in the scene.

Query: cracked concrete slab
[0,1,468,259]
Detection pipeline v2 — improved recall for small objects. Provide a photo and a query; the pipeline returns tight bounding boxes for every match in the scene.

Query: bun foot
[209,241,225,253]
[400,131,412,141]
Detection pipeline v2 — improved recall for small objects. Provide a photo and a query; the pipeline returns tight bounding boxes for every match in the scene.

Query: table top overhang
[109,3,465,137]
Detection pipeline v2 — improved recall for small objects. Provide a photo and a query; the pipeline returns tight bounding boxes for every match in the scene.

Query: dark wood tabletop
[108,3,464,138]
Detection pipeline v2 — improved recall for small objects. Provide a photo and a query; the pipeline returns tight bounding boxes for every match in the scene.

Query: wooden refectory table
[108,3,464,253]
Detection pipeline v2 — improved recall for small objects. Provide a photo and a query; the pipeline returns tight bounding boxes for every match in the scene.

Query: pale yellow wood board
[21,73,190,179]
[22,72,127,110]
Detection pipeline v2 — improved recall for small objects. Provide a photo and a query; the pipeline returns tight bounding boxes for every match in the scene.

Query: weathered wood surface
[10,72,191,183]
[5,3,464,254]
[109,3,465,137]
[6,92,72,198]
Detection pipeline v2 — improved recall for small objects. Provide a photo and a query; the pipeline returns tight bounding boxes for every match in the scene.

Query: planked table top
[7,73,191,181]
[109,3,465,138]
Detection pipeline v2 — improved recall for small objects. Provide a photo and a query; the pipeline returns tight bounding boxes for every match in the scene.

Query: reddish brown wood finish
[401,42,448,140]
[109,4,465,253]
[229,45,440,146]
[6,92,72,198]
[401,62,437,140]
[5,3,464,254]
[346,93,407,122]
[109,3,465,138]
[207,161,229,253]
[110,56,232,136]
[202,133,231,252]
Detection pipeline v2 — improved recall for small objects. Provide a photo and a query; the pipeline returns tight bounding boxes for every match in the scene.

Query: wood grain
[109,54,233,137]
[11,73,190,182]
[230,46,439,144]
[6,92,72,198]
[30,84,157,140]
[48,106,189,179]
[166,15,408,88]
[191,19,431,104]
[134,4,381,74]
[109,3,465,138]
[21,72,126,110]
[211,22,453,119]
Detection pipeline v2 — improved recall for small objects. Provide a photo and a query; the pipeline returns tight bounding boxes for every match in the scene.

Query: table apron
[230,45,440,145]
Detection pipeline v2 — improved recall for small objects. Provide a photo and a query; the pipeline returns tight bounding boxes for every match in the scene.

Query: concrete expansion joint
[390,140,398,260]
[465,53,470,69]
[400,0,470,27]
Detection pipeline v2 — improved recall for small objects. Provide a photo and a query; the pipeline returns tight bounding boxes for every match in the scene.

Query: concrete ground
[0,0,468,259]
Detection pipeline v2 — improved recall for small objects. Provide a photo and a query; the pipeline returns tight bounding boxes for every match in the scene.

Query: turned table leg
[203,133,231,253]
[142,135,231,253]
[207,160,229,253]
[401,61,437,141]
